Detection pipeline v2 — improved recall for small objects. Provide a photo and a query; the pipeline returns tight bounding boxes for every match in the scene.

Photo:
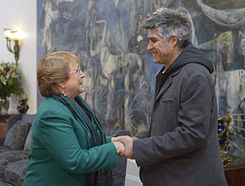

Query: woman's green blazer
[23,97,117,186]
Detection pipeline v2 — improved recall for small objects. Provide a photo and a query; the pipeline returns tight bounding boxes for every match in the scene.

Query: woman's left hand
[112,141,125,154]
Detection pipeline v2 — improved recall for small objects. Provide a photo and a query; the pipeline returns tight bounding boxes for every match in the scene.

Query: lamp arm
[14,40,20,65]
[5,38,20,65]
[6,39,14,53]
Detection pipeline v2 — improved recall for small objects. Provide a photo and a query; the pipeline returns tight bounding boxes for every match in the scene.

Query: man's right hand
[112,141,125,154]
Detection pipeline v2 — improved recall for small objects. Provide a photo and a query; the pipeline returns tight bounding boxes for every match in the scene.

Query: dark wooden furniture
[0,115,9,138]
[0,123,6,138]
[225,166,245,186]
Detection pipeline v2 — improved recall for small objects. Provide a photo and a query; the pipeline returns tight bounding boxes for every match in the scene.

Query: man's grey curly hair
[143,7,191,48]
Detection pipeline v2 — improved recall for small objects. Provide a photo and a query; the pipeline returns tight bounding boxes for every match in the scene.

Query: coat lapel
[149,76,173,135]
[153,68,182,105]
[153,76,173,105]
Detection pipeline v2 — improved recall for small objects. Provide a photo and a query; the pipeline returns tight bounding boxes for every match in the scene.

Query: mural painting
[38,0,245,166]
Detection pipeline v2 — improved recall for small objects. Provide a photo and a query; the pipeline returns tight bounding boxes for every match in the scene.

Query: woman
[23,51,124,186]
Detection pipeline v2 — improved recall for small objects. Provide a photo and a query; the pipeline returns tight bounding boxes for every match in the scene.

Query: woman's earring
[62,87,66,96]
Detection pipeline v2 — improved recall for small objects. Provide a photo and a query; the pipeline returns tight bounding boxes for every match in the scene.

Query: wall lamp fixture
[3,28,23,65]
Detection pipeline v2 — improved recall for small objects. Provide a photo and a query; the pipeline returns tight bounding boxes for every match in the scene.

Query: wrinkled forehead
[71,55,80,65]
[68,60,79,70]
[147,28,161,39]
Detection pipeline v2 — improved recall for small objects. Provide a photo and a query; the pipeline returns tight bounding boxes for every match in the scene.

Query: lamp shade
[4,28,23,41]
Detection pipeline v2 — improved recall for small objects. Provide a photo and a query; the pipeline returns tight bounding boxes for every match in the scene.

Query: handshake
[111,136,139,159]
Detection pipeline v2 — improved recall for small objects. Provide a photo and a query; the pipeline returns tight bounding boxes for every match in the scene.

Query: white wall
[0,0,37,114]
[125,160,142,186]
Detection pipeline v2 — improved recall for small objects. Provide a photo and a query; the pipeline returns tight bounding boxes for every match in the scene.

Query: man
[114,8,227,186]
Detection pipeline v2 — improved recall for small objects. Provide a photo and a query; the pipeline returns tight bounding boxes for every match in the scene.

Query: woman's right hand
[112,141,125,154]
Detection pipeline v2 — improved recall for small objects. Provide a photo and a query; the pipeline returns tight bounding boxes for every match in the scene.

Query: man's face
[146,28,173,66]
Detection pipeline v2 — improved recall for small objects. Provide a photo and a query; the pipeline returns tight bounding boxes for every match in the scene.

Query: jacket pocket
[160,98,177,120]
[161,98,175,102]
[151,98,177,135]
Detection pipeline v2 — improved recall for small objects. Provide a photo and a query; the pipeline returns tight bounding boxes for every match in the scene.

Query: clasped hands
[111,136,138,159]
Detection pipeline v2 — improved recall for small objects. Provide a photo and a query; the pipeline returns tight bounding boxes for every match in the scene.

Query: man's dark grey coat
[133,43,227,186]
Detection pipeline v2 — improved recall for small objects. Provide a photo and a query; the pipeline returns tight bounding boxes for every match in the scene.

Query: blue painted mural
[38,0,245,166]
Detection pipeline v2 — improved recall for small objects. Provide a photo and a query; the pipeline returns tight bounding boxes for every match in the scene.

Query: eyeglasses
[67,66,81,74]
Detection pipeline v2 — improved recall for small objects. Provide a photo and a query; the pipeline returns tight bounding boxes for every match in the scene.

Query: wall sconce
[4,28,23,65]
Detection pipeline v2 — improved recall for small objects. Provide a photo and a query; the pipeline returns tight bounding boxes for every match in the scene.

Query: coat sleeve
[38,112,117,174]
[135,130,149,139]
[106,136,112,143]
[134,74,213,166]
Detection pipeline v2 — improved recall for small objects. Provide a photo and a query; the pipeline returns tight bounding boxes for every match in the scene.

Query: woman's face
[64,61,85,99]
